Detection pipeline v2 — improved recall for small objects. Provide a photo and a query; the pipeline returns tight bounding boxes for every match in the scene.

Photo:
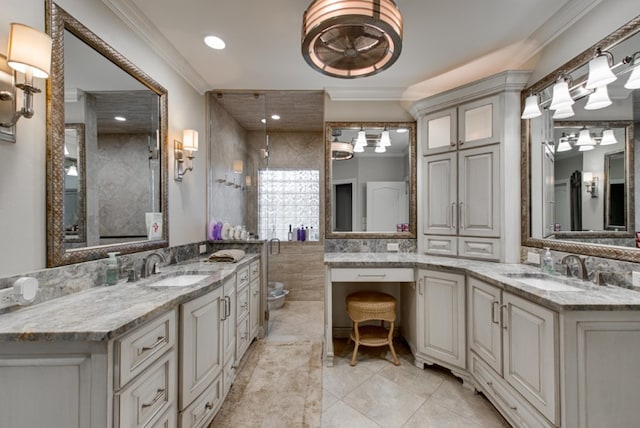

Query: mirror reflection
[47,2,168,267]
[523,15,640,260]
[325,121,416,238]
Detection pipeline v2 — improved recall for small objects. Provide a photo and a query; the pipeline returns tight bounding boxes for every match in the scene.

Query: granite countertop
[0,255,259,343]
[324,253,640,312]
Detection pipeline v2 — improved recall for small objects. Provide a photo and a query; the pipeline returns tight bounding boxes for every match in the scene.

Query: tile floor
[254,300,510,427]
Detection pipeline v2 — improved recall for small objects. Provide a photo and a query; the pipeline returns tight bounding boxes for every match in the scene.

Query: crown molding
[101,0,210,95]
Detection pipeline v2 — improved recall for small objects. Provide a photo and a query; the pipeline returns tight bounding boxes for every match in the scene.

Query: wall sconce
[0,23,52,142]
[174,129,198,181]
[233,160,243,174]
[583,172,598,198]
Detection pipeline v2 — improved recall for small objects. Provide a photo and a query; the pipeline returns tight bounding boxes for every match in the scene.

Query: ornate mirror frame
[324,121,417,239]
[46,1,169,267]
[521,16,640,263]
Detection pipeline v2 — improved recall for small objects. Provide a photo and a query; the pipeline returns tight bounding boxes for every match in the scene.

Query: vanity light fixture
[624,52,640,89]
[521,93,542,119]
[549,75,574,111]
[575,127,594,146]
[66,164,78,176]
[552,104,575,119]
[600,128,618,145]
[585,48,617,89]
[233,160,244,174]
[0,23,52,135]
[583,172,598,197]
[331,137,354,160]
[174,129,198,181]
[374,144,386,153]
[301,0,403,78]
[584,85,612,110]
[380,128,391,147]
[556,135,572,152]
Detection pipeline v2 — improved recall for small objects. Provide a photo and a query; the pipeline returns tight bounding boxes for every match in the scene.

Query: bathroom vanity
[325,252,640,428]
[0,256,263,428]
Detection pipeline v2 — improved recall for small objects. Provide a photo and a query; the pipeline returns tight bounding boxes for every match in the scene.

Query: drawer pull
[141,336,166,352]
[141,388,165,408]
[491,301,500,324]
[205,401,214,410]
[486,381,517,411]
[501,304,508,330]
[356,274,387,278]
[241,302,248,310]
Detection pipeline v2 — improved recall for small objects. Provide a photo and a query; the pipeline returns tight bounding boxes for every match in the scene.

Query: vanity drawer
[471,352,552,428]
[250,260,260,281]
[423,235,457,256]
[331,268,414,282]
[115,350,176,428]
[179,372,223,428]
[115,309,177,389]
[236,281,250,320]
[458,237,501,261]
[237,265,250,289]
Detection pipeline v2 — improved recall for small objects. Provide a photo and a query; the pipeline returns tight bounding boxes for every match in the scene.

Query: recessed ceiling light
[204,35,226,50]
[261,118,266,124]
[271,114,280,120]
[114,116,126,121]
[396,128,408,133]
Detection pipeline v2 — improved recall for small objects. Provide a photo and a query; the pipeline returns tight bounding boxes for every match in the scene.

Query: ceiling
[98,0,603,131]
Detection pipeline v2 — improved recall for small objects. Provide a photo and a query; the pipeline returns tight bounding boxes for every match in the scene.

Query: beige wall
[0,0,206,276]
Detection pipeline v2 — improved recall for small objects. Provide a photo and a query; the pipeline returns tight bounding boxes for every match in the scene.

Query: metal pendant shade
[302,0,403,78]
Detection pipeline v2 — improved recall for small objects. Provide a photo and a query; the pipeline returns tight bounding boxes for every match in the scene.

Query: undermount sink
[502,272,583,292]
[147,274,210,287]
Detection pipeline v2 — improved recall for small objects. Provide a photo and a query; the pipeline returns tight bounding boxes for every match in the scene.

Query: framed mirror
[325,121,417,239]
[46,1,168,267]
[522,15,640,262]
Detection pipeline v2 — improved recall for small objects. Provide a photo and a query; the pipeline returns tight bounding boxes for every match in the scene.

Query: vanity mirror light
[46,1,168,267]
[325,121,417,239]
[522,15,640,262]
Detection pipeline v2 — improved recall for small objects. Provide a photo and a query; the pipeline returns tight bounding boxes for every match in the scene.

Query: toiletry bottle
[288,225,293,241]
[541,247,554,274]
[106,252,119,285]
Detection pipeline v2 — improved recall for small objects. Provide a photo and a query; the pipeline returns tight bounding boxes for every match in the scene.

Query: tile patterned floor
[322,338,511,428]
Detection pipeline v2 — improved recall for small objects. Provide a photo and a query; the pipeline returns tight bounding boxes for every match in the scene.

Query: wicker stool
[346,291,400,366]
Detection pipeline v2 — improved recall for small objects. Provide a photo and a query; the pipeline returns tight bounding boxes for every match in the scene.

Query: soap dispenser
[106,252,119,285]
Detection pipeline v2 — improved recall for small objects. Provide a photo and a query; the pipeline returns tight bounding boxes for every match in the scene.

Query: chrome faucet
[142,252,166,278]
[560,254,588,280]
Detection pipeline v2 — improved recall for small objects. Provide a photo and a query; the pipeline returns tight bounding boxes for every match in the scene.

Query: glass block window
[258,169,320,241]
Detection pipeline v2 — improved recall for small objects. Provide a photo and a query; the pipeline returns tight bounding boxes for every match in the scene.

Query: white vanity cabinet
[179,287,225,427]
[421,95,501,156]
[468,276,558,427]
[249,260,261,339]
[413,269,466,373]
[221,276,237,396]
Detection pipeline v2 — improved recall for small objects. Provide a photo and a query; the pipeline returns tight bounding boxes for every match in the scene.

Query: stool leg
[350,322,360,366]
[388,322,400,366]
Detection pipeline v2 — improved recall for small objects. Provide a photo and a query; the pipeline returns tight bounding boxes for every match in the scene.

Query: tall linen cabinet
[411,70,530,262]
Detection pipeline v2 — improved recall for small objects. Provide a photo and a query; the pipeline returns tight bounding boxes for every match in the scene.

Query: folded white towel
[206,249,246,263]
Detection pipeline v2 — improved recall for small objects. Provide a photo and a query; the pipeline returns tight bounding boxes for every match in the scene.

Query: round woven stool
[346,291,400,366]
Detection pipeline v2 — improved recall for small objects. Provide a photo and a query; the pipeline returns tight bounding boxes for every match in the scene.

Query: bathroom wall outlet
[0,288,15,310]
[527,252,541,265]
[199,244,207,254]
[387,243,399,252]
[633,271,640,287]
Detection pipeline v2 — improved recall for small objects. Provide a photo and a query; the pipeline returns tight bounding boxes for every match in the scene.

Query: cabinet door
[503,292,558,425]
[250,278,260,339]
[422,107,457,155]
[423,152,457,236]
[467,276,502,374]
[180,287,224,410]
[457,95,500,149]
[458,145,500,237]
[417,269,466,369]
[222,278,236,366]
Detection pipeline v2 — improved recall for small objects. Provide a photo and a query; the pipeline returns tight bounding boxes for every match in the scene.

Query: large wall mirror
[325,121,417,239]
[46,1,168,267]
[522,15,640,262]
